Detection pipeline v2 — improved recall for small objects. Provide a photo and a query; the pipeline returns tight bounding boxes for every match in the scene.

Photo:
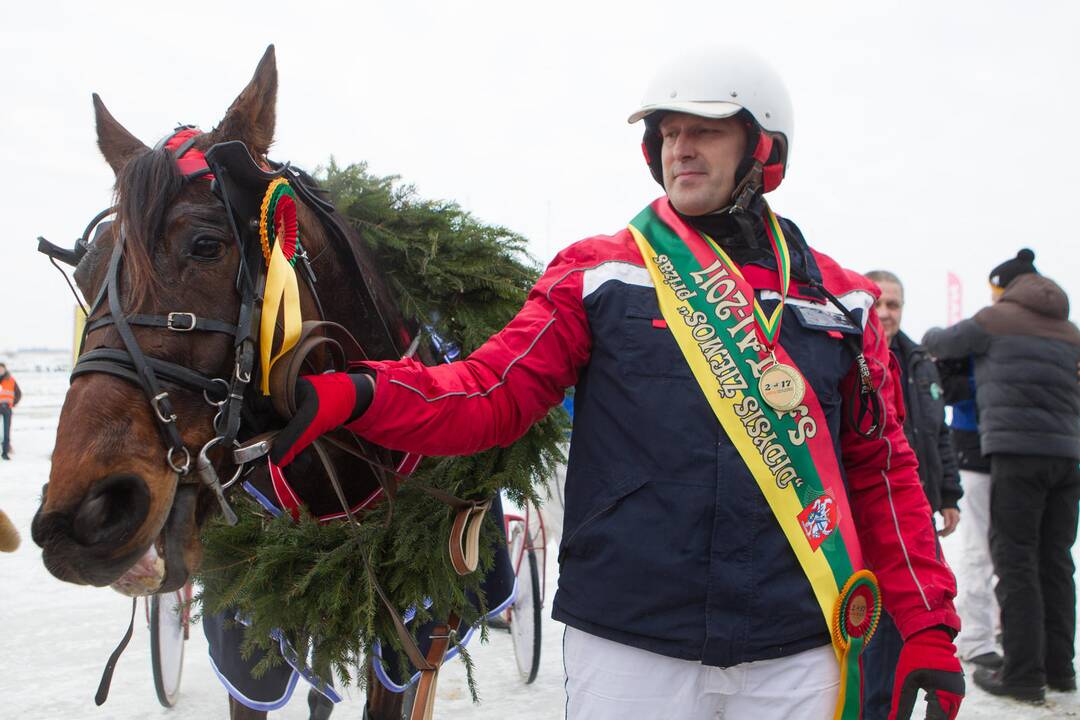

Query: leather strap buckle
[428,627,457,641]
[166,312,197,332]
[152,392,178,423]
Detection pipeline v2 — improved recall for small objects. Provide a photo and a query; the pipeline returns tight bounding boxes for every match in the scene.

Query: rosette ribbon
[832,569,882,720]
[258,177,303,395]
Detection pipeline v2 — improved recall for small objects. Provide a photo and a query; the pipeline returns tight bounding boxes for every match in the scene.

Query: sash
[628,198,879,720]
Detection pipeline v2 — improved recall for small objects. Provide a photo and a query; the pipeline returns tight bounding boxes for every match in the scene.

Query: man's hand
[938,508,960,537]
[888,628,965,720]
[268,372,375,467]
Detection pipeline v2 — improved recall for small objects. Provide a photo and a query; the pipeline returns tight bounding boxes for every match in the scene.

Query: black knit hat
[989,248,1038,289]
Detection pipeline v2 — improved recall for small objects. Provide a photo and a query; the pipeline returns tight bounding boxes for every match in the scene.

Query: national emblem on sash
[798,494,837,551]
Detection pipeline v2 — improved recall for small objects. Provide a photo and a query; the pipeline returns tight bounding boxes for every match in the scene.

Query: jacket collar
[674,199,825,302]
[891,330,928,362]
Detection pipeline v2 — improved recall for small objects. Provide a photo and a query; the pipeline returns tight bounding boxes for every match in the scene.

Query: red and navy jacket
[350,202,960,667]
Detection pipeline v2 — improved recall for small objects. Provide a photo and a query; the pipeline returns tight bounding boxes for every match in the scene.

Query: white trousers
[563,626,839,720]
[952,469,1001,659]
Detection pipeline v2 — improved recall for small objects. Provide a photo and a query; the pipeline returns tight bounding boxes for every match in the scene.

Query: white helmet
[630,47,794,200]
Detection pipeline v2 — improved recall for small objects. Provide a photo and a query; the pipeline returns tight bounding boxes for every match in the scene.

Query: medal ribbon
[629,198,877,720]
[702,205,791,351]
[258,178,304,395]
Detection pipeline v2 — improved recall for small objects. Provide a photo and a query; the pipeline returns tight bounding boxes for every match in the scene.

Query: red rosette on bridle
[259,177,302,266]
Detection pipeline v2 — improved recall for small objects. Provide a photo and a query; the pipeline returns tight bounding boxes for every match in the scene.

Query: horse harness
[40,127,490,718]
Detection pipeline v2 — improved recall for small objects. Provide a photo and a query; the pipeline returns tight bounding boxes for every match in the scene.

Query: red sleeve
[842,308,960,640]
[346,242,594,456]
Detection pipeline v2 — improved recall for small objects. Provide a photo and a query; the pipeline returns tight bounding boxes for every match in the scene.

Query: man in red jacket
[272,48,964,719]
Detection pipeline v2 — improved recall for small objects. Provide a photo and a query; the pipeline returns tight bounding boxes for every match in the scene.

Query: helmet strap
[642,117,665,186]
[729,131,774,213]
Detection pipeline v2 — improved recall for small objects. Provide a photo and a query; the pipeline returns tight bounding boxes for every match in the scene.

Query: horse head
[32,46,385,596]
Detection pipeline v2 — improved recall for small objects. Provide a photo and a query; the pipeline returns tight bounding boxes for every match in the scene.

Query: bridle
[41,126,404,523]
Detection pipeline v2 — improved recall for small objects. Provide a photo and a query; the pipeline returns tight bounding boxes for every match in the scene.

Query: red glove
[269,372,374,467]
[888,628,965,720]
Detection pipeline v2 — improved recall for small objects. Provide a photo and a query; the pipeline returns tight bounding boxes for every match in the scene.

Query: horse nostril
[72,474,151,547]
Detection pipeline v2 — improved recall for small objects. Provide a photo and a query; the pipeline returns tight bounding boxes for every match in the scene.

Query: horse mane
[289,166,414,359]
[112,148,185,311]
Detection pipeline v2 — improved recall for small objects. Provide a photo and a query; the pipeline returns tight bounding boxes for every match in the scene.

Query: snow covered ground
[1,363,1078,719]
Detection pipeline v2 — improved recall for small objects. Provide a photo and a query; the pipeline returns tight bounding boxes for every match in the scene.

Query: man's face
[660,113,748,216]
[874,280,904,341]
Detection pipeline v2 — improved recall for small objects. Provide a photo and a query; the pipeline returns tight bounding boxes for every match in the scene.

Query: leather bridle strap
[85,313,238,336]
[101,230,192,475]
[268,320,357,420]
[94,597,138,706]
[73,348,229,400]
[311,436,454,677]
[409,613,460,720]
[266,321,401,510]
[447,499,492,575]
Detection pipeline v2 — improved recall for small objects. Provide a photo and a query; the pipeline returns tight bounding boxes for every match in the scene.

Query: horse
[31,46,430,720]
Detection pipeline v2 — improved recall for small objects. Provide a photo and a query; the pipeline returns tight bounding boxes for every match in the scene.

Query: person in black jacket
[924,249,1080,703]
[866,272,963,526]
[860,270,964,720]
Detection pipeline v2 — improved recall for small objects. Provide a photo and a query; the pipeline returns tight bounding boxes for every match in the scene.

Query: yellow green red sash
[628,198,879,720]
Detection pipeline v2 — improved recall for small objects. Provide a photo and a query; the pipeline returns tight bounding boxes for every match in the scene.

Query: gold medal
[759,361,806,411]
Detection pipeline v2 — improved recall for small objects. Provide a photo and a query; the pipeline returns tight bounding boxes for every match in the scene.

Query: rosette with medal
[831,569,882,720]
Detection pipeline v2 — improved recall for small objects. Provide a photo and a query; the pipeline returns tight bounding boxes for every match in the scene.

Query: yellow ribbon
[258,179,303,395]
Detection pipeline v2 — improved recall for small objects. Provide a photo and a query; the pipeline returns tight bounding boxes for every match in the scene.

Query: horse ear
[211,45,277,158]
[93,93,148,175]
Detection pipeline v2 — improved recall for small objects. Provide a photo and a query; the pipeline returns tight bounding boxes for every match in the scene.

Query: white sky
[2,0,1078,353]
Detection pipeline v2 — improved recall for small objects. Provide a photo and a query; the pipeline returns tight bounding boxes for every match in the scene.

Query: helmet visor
[628,100,743,124]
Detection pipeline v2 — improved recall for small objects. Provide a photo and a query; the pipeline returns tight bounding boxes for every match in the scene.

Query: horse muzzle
[110,483,199,596]
[32,475,195,594]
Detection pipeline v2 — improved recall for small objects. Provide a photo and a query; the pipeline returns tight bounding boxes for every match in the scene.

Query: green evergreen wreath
[196,161,568,694]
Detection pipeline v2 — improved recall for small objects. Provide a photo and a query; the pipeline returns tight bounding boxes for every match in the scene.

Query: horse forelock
[113,147,186,311]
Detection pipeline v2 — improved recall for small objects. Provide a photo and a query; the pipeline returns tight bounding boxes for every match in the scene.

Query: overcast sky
[2,0,1077,354]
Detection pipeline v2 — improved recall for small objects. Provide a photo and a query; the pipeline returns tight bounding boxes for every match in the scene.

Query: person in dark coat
[861,270,963,720]
[924,249,1080,703]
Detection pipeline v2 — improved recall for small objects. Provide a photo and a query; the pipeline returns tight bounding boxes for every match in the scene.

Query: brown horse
[31,46,417,720]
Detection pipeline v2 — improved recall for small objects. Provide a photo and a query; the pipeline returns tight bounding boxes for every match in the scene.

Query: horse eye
[189,236,227,261]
